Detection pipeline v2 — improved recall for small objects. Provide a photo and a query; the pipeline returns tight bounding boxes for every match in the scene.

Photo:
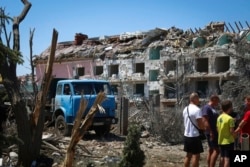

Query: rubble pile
[35,21,250,62]
[34,21,250,103]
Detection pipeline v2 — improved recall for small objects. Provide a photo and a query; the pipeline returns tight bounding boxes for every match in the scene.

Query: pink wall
[36,60,94,84]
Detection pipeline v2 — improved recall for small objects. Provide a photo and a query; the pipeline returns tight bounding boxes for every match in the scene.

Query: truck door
[61,84,73,119]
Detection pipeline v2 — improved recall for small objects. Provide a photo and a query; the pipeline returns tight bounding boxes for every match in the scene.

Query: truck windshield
[94,83,111,95]
[72,82,111,95]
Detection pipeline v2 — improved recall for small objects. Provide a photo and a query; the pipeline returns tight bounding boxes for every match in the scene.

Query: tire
[55,115,71,136]
[94,124,111,136]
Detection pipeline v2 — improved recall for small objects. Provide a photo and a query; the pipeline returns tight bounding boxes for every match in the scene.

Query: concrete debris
[9,152,18,160]
[34,21,250,105]
[0,124,210,167]
[141,130,150,138]
[35,22,247,61]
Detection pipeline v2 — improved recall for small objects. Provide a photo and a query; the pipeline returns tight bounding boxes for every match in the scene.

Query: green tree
[119,123,145,167]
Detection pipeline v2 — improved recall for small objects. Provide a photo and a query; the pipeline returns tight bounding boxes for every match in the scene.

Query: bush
[119,123,145,167]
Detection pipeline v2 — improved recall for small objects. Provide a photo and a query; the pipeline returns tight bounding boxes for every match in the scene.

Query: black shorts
[184,136,204,154]
[206,134,219,148]
[219,143,234,158]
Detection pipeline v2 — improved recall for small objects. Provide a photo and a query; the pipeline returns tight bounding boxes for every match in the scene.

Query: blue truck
[45,78,118,136]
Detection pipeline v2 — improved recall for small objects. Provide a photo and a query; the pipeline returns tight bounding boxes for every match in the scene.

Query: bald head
[189,92,200,105]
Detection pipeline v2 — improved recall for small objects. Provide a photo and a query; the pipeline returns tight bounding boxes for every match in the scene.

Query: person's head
[189,92,200,105]
[209,94,220,107]
[64,85,70,94]
[221,100,232,114]
[244,95,250,107]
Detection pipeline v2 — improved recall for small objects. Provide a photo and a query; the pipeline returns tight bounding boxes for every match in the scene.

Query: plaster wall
[36,60,94,84]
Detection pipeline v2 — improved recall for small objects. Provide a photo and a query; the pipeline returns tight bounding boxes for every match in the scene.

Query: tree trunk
[19,29,58,166]
[30,29,58,163]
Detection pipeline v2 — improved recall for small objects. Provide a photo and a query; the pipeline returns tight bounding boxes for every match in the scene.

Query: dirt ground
[1,120,210,167]
[38,130,210,167]
[1,125,211,167]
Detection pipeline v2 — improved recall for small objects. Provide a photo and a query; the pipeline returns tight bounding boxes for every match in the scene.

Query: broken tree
[62,92,106,167]
[0,1,59,165]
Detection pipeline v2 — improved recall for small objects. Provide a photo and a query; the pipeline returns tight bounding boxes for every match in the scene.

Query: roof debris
[34,21,250,63]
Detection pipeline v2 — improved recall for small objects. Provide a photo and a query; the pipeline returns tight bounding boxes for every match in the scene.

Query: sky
[1,0,249,76]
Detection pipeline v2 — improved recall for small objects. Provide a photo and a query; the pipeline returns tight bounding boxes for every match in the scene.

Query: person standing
[183,92,204,167]
[202,94,220,167]
[234,95,250,149]
[217,100,235,167]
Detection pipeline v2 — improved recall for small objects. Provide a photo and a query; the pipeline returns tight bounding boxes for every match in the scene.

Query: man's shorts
[219,143,234,158]
[184,136,204,154]
[206,133,219,148]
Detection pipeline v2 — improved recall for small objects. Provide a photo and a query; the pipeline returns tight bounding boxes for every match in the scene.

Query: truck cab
[47,79,117,136]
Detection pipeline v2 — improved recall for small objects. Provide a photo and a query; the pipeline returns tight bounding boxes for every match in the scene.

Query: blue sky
[1,0,249,76]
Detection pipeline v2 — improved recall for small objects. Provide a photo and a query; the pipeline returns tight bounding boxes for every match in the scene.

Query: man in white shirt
[183,92,204,167]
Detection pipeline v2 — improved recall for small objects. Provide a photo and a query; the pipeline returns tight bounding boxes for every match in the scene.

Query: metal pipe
[224,23,230,32]
[246,21,250,29]
[238,21,244,29]
[228,22,236,33]
[234,22,241,33]
[241,133,249,151]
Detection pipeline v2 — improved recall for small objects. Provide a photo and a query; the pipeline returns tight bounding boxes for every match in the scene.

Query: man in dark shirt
[202,94,220,167]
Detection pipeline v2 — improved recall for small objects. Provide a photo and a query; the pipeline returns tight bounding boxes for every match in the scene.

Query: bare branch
[11,0,32,76]
[18,0,32,24]
[29,28,38,98]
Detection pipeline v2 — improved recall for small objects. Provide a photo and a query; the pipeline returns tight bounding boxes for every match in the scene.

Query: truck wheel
[55,115,71,136]
[94,125,111,136]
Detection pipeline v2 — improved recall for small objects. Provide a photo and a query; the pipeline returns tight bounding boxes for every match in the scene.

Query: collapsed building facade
[34,21,250,106]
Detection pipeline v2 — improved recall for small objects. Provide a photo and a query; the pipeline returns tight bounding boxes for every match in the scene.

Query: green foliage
[0,42,23,65]
[119,123,145,167]
[0,84,9,103]
[0,8,23,65]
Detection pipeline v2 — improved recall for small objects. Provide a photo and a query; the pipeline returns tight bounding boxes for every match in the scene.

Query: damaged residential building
[34,21,250,106]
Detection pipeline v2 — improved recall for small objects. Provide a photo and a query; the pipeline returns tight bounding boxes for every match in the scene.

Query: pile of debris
[34,21,250,63]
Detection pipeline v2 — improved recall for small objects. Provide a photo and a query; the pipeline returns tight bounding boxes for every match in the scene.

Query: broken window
[95,66,103,75]
[149,70,159,81]
[196,81,208,98]
[164,60,177,75]
[77,67,85,76]
[135,63,145,74]
[164,83,176,99]
[109,64,119,77]
[135,84,144,95]
[149,46,163,60]
[196,58,208,73]
[215,56,230,73]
